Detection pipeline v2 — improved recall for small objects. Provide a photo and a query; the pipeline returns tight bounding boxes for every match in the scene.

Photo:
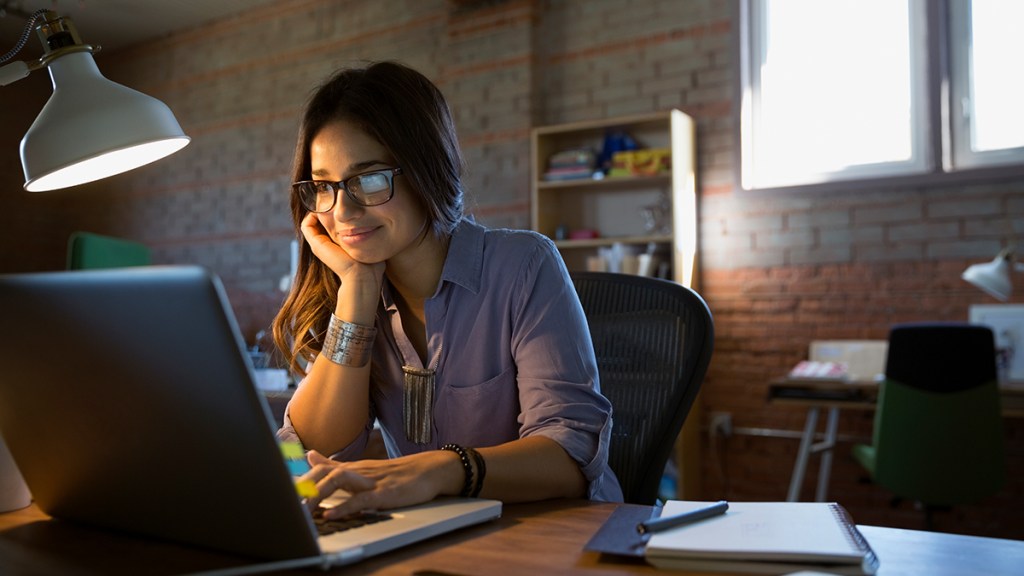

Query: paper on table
[644,501,878,575]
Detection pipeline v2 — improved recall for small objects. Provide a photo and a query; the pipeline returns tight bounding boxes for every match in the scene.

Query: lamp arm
[0,9,99,87]
[1007,248,1024,273]
[0,8,54,87]
[0,8,51,64]
[0,60,30,86]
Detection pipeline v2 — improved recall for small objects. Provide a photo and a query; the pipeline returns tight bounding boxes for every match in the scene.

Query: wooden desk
[2,499,1023,575]
[769,377,1024,502]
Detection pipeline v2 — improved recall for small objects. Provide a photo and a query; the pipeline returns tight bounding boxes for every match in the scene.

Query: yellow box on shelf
[608,148,671,177]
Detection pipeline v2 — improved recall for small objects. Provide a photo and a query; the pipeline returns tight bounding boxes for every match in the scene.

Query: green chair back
[864,378,1004,506]
[67,232,151,270]
[853,323,1004,508]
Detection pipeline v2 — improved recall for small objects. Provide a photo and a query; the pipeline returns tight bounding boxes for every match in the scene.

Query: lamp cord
[0,8,50,64]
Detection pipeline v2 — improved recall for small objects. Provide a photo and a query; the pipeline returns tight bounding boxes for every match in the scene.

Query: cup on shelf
[637,253,656,277]
[622,254,640,275]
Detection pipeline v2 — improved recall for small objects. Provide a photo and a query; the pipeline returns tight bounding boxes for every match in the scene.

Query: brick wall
[2,0,1021,539]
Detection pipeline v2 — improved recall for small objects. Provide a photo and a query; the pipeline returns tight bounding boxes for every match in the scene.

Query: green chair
[67,232,151,270]
[852,323,1004,528]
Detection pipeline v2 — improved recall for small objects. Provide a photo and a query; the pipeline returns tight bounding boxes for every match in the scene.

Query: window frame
[947,0,1024,171]
[736,0,1024,194]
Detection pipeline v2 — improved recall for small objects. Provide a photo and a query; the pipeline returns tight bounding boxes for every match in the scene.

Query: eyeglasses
[293,167,403,212]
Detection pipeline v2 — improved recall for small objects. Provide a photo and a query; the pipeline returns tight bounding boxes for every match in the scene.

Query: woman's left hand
[301,449,462,519]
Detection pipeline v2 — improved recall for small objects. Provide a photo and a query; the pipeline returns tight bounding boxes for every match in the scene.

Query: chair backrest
[571,272,714,504]
[886,322,997,392]
[873,323,1004,506]
[67,232,151,270]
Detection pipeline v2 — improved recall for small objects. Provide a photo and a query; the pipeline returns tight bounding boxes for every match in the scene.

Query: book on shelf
[543,165,596,181]
[543,148,597,181]
[788,360,850,380]
[547,148,595,167]
[644,501,879,575]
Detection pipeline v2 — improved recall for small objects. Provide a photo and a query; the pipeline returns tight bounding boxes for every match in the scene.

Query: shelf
[531,110,682,136]
[537,174,671,191]
[553,235,673,249]
[530,109,696,287]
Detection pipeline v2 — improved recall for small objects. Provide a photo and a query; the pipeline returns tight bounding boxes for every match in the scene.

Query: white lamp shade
[961,255,1011,301]
[19,51,190,192]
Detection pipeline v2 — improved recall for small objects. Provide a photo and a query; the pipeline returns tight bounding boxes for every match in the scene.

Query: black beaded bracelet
[467,447,486,498]
[441,443,474,498]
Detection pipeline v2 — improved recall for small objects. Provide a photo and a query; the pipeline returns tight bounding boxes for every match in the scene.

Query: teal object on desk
[67,231,151,270]
[852,323,1005,528]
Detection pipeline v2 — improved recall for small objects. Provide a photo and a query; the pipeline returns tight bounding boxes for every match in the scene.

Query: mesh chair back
[571,272,713,504]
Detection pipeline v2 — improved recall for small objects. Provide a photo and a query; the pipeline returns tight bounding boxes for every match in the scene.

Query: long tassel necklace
[403,343,442,445]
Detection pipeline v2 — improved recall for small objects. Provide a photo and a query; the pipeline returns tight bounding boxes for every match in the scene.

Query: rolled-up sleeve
[510,237,622,501]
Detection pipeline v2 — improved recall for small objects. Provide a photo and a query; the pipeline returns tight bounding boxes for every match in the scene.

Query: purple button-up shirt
[279,219,622,502]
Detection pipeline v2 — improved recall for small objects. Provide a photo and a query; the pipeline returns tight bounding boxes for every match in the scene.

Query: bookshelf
[530,109,697,288]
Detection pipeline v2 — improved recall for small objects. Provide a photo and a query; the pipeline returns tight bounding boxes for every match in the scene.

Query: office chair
[852,323,1005,529]
[571,272,714,505]
[67,231,151,270]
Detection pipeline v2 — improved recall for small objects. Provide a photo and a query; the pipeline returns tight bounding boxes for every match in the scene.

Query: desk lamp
[962,247,1024,301]
[0,8,190,513]
[0,9,190,191]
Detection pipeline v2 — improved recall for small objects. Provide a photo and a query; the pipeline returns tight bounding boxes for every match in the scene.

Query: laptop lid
[0,265,321,560]
[0,266,500,566]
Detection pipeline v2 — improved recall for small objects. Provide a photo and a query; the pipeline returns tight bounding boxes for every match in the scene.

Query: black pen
[636,500,729,535]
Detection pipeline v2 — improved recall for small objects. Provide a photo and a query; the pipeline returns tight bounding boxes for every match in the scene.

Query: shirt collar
[381,218,484,313]
[438,218,484,294]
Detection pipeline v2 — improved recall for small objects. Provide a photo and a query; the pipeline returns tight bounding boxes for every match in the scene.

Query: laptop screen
[0,266,321,559]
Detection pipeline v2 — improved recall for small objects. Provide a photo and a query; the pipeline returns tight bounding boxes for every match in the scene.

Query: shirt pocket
[441,365,520,445]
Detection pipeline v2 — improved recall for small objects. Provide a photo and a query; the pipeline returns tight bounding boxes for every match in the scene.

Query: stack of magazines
[543,148,597,181]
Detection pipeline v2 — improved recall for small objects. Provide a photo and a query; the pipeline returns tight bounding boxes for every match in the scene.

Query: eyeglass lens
[299,169,396,212]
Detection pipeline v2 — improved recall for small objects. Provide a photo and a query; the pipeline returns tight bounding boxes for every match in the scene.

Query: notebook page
[645,501,868,563]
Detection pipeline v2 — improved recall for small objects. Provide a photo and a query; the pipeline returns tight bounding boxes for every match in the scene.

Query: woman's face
[309,120,429,264]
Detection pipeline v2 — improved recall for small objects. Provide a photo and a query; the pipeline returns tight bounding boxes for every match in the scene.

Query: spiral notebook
[644,501,879,575]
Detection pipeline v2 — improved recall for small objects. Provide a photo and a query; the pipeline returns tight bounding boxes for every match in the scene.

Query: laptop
[0,265,501,571]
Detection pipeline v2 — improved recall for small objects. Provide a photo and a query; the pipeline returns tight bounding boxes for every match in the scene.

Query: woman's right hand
[300,212,385,297]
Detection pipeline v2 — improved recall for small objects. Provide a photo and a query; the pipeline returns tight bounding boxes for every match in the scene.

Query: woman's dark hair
[273,61,465,374]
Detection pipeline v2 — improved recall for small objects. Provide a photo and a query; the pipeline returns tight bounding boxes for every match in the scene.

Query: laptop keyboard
[313,507,394,536]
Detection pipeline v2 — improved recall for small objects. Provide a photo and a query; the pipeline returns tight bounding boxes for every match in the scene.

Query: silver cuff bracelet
[321,313,377,367]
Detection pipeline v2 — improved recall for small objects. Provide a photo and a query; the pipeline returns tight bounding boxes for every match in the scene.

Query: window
[740,0,1024,191]
[949,0,1024,169]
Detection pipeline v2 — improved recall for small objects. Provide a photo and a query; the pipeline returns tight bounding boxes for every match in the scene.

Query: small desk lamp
[962,247,1024,301]
[0,9,190,191]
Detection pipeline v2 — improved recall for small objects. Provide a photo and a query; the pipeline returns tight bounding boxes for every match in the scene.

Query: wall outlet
[709,411,733,438]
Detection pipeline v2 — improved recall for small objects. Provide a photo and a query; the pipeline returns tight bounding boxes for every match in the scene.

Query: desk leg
[814,407,840,502]
[787,407,820,502]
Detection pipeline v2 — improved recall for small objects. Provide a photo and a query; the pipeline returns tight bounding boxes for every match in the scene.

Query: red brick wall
[2,0,1021,539]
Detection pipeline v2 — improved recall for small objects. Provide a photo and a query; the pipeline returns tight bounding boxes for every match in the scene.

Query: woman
[272,61,622,519]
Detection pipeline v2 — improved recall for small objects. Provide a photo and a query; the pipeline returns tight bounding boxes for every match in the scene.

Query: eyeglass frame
[292,167,404,212]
